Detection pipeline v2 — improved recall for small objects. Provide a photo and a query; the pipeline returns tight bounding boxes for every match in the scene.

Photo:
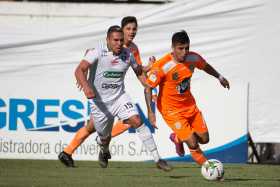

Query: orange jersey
[146,52,207,117]
[127,42,142,65]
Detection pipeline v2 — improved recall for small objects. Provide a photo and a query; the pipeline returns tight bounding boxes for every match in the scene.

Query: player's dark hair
[107,25,123,38]
[121,16,138,28]
[172,30,190,46]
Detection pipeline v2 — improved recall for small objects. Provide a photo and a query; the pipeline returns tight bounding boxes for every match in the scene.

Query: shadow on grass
[103,174,192,178]
[169,175,191,179]
[78,165,149,169]
[224,178,280,182]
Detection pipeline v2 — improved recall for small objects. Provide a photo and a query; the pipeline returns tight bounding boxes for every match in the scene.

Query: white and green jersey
[83,42,140,103]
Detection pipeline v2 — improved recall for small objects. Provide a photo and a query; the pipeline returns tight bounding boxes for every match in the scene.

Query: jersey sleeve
[146,65,163,88]
[82,48,99,64]
[133,48,143,65]
[129,52,142,76]
[186,52,207,70]
[194,52,207,70]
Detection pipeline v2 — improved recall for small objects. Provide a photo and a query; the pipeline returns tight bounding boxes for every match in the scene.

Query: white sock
[96,136,109,153]
[96,136,102,145]
[136,124,161,162]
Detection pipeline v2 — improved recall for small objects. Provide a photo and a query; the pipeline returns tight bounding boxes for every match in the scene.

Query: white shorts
[88,93,139,138]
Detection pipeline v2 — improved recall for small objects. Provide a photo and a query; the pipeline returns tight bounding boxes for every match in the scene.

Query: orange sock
[64,126,91,155]
[189,147,207,165]
[111,121,131,137]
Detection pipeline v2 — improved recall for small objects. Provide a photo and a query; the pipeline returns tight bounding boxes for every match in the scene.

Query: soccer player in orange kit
[145,30,230,166]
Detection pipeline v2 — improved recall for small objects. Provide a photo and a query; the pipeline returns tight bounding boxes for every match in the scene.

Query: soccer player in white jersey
[59,25,171,171]
[59,17,157,166]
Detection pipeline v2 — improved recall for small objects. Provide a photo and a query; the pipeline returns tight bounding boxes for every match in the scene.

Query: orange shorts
[162,110,208,141]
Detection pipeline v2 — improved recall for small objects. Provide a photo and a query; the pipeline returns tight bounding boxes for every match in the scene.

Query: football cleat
[58,151,75,167]
[169,133,185,157]
[156,159,172,172]
[98,150,111,168]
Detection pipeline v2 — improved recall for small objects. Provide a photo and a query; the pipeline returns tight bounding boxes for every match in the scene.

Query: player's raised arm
[75,60,95,99]
[203,63,230,89]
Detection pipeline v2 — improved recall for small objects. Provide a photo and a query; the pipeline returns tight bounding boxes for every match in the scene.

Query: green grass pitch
[0,159,280,187]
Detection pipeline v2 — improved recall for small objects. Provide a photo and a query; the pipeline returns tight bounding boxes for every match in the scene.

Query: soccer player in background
[111,16,156,136]
[145,30,230,166]
[59,25,171,171]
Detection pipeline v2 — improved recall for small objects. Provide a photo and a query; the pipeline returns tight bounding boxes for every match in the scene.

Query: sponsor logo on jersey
[101,83,120,89]
[174,121,182,129]
[120,52,128,62]
[103,71,123,78]
[148,72,157,83]
[111,59,119,64]
[172,72,179,80]
[176,78,190,94]
[162,61,176,74]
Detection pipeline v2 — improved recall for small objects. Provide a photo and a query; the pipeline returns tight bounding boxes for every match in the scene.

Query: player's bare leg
[111,121,131,137]
[195,131,209,144]
[125,115,172,172]
[170,126,209,157]
[184,133,207,166]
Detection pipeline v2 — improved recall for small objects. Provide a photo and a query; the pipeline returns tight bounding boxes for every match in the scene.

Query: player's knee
[187,143,199,150]
[195,132,209,144]
[184,134,199,149]
[186,139,199,149]
[199,133,209,144]
[200,137,209,144]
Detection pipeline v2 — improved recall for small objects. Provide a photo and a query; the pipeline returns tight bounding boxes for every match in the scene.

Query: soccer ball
[201,159,224,181]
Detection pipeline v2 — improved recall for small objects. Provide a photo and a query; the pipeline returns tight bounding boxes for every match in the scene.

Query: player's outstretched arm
[75,60,96,98]
[203,63,230,89]
[130,54,157,128]
[134,71,157,128]
[144,87,157,129]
